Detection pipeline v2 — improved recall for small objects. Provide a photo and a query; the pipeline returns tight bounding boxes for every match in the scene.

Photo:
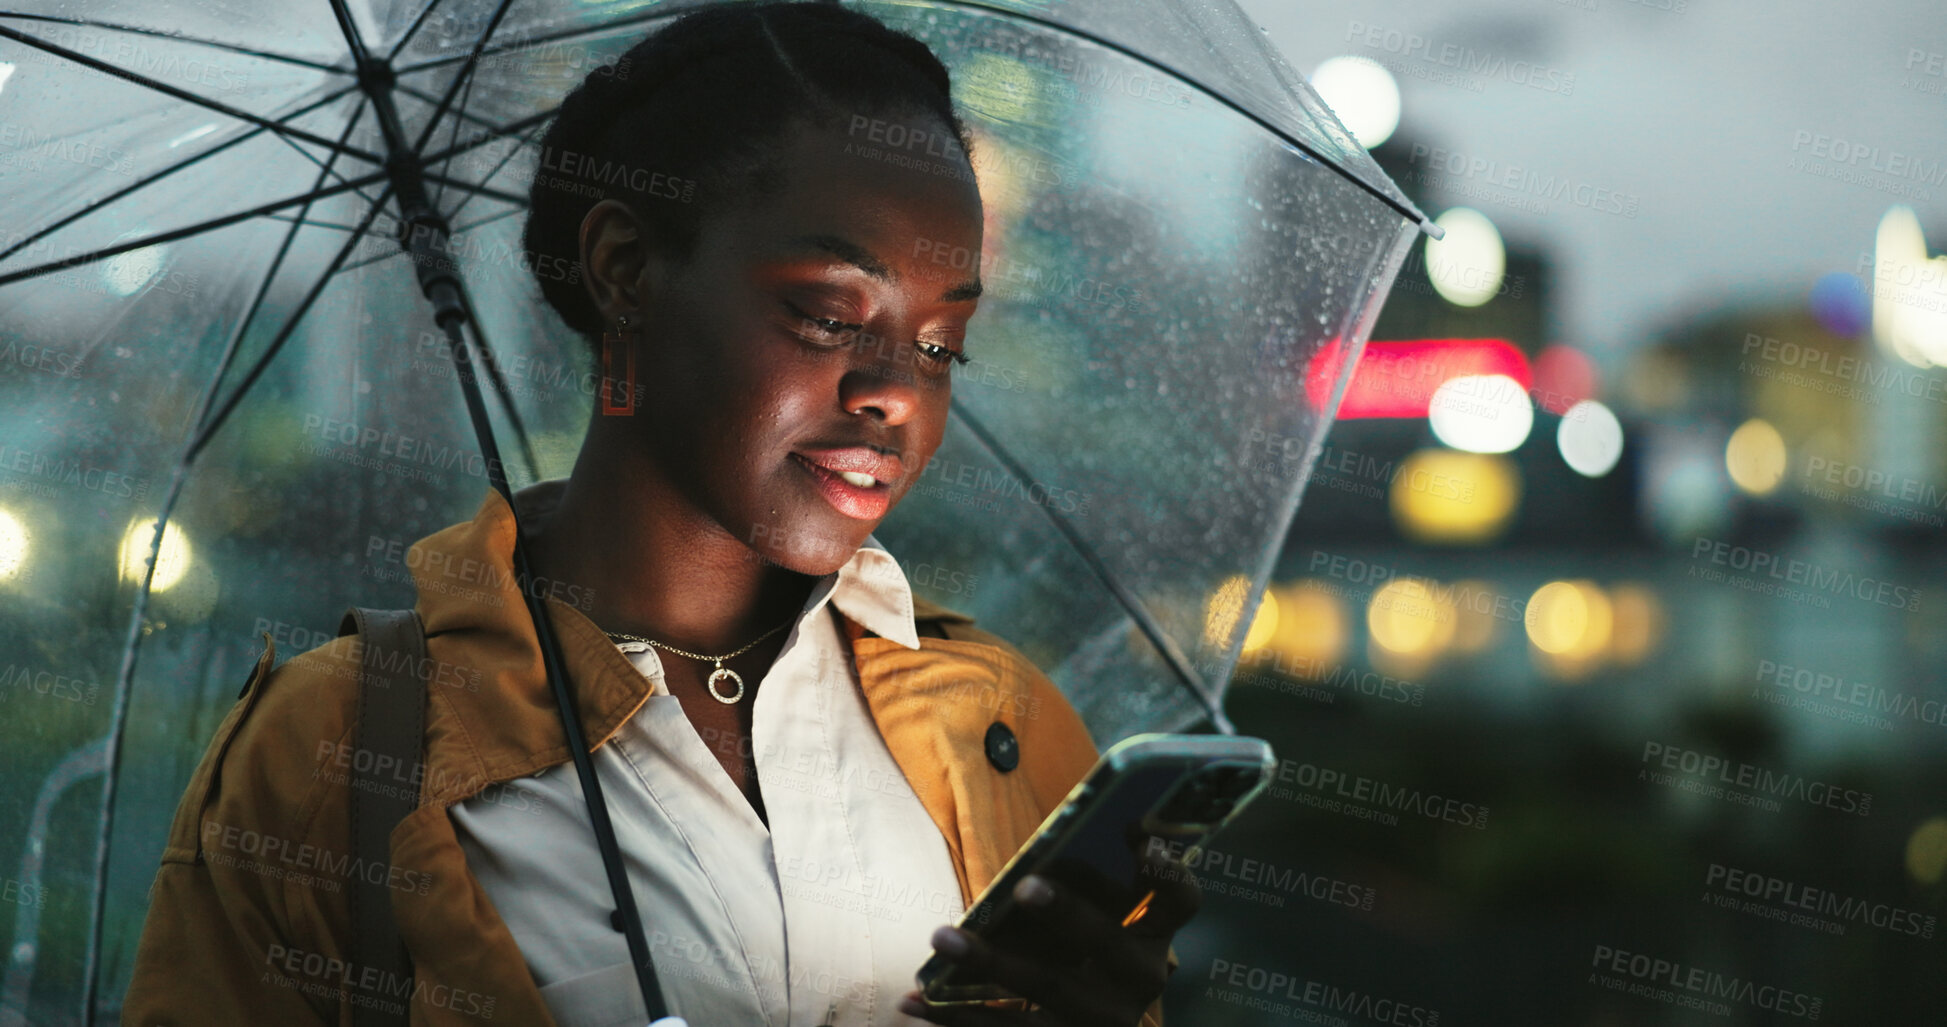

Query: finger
[940,916,1153,1027]
[897,988,1056,1026]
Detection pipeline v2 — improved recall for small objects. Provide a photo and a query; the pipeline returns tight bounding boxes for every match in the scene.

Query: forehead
[717,114,986,269]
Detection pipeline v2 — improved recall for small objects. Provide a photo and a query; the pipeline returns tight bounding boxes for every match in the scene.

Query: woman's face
[600,112,985,576]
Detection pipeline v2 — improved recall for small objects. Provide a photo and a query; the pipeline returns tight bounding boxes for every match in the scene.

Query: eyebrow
[792,233,983,303]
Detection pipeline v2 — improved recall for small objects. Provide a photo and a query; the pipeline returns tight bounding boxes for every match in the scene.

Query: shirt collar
[814,535,921,651]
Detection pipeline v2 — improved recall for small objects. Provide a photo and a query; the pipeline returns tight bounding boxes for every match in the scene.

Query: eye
[915,341,971,370]
[783,301,862,343]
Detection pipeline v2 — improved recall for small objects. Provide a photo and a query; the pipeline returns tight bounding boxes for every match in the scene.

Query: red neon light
[1311,339,1534,419]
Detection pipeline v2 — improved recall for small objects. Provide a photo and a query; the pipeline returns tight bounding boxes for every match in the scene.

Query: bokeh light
[119,518,193,592]
[1525,580,1613,662]
[1240,588,1279,654]
[1309,55,1401,149]
[1425,207,1505,307]
[1428,374,1534,454]
[1809,271,1870,338]
[1557,399,1625,477]
[1368,578,1455,657]
[1264,581,1347,670]
[1907,818,1947,885]
[1607,583,1664,666]
[1725,418,1788,496]
[1390,448,1521,544]
[1530,345,1598,414]
[1872,206,1947,367]
[0,508,28,582]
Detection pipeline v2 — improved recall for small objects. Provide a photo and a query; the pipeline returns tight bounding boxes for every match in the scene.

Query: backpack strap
[336,607,429,1027]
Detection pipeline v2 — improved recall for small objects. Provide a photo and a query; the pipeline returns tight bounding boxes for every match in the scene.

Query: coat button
[984,722,1019,772]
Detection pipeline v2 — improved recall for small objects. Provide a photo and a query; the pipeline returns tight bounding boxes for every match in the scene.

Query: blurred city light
[1557,399,1624,477]
[1425,207,1505,307]
[1367,578,1455,656]
[1525,580,1613,662]
[1428,374,1534,453]
[1725,417,1788,496]
[102,241,166,297]
[1809,270,1871,338]
[1871,206,1947,368]
[1531,345,1598,414]
[1447,580,1500,654]
[958,54,1039,124]
[1240,588,1279,654]
[1327,338,1533,419]
[0,508,28,582]
[1309,55,1401,149]
[1203,573,1253,650]
[1389,448,1521,544]
[119,518,193,592]
[1607,583,1664,666]
[1265,581,1347,669]
[1907,818,1947,885]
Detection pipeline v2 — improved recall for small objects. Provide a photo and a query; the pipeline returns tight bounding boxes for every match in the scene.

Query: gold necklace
[606,617,794,704]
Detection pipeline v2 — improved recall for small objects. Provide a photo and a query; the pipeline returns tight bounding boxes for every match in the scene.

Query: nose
[837,328,924,424]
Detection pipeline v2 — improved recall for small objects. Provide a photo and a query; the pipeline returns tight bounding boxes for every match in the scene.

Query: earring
[600,312,638,416]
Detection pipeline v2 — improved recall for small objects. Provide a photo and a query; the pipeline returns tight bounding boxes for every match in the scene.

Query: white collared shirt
[449,538,964,1027]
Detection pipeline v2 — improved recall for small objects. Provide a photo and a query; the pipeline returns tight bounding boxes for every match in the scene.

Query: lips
[791,446,904,520]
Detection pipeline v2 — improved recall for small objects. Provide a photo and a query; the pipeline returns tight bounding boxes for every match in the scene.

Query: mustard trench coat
[122,486,1169,1026]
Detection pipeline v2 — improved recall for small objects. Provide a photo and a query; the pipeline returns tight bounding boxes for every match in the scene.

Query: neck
[524,430,816,653]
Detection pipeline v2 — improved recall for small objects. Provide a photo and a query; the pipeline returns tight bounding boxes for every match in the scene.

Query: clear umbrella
[0,0,1432,1021]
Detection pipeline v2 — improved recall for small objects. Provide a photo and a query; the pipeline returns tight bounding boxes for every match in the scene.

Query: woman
[124,4,1197,1025]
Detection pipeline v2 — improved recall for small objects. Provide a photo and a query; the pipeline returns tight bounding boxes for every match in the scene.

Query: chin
[741,514,870,576]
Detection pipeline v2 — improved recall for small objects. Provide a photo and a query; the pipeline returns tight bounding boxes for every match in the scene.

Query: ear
[579,199,666,324]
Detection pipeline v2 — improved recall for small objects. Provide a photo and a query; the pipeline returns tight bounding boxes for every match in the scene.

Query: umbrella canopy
[0,0,1431,1022]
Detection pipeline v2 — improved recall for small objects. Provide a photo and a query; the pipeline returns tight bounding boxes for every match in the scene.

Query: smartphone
[915,733,1276,1004]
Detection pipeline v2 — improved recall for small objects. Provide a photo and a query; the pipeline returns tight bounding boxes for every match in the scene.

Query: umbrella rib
[0,24,381,165]
[428,65,479,210]
[0,82,361,265]
[0,12,348,72]
[408,0,518,155]
[393,9,678,76]
[440,121,547,226]
[81,109,384,1027]
[183,185,398,467]
[0,171,388,288]
[947,397,1234,732]
[386,0,453,63]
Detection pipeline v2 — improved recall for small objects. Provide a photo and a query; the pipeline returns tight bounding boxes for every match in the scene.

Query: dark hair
[522,0,974,341]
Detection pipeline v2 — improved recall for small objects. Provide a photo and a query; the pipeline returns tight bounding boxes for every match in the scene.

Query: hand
[897,849,1199,1026]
